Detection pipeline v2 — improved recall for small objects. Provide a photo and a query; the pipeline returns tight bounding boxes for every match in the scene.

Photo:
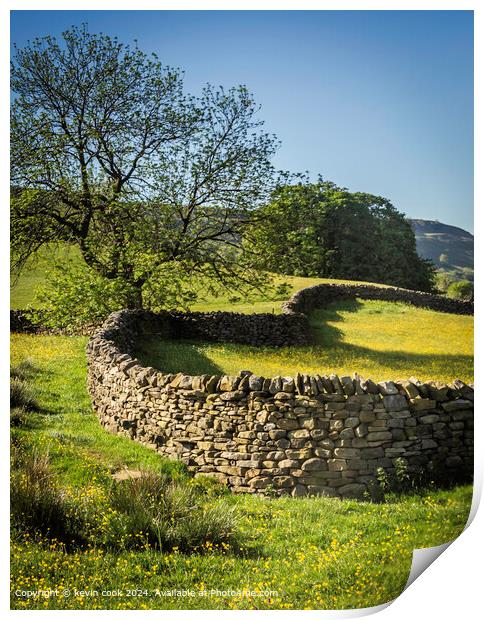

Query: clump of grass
[10,407,30,428]
[10,359,37,380]
[189,474,231,498]
[10,440,240,554]
[10,448,90,546]
[10,377,39,412]
[10,361,40,425]
[109,472,240,553]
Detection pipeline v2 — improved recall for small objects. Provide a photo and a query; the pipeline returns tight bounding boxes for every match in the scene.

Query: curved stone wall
[11,307,310,345]
[86,288,474,498]
[282,283,473,316]
[12,283,472,337]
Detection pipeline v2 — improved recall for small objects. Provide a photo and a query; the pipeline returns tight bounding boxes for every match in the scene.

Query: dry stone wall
[87,297,474,499]
[12,282,472,338]
[148,309,310,346]
[282,283,473,316]
[10,307,310,345]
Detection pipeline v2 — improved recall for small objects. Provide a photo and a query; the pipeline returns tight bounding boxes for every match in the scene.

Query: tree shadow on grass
[309,298,364,347]
[315,342,473,380]
[136,337,224,376]
[307,299,473,380]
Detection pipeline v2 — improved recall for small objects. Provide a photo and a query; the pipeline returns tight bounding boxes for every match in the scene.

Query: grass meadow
[10,334,472,610]
[10,246,474,610]
[10,243,387,313]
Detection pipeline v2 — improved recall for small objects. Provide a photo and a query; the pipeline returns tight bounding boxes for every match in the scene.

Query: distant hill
[409,219,474,279]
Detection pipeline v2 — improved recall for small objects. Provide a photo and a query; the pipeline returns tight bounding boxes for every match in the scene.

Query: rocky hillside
[409,219,474,278]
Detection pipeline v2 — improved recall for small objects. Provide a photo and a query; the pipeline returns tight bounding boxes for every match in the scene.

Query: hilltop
[409,219,474,279]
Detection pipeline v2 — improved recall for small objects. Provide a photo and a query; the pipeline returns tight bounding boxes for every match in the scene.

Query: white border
[2,2,480,619]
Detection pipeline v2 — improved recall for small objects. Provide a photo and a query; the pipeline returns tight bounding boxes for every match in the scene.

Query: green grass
[136,299,474,383]
[10,247,474,609]
[189,275,389,314]
[10,333,473,610]
[12,487,472,610]
[10,334,186,486]
[11,244,82,309]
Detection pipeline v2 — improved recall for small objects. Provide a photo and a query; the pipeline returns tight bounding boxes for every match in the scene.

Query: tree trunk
[125,284,144,309]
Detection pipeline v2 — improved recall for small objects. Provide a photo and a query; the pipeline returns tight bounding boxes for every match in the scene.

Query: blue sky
[11,10,474,232]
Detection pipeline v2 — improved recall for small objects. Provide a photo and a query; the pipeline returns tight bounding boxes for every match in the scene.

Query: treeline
[245,180,435,292]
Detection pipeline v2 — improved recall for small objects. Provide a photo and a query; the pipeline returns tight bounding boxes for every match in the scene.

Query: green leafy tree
[434,271,455,293]
[11,25,280,313]
[439,253,449,265]
[30,258,201,333]
[446,280,473,301]
[246,179,436,291]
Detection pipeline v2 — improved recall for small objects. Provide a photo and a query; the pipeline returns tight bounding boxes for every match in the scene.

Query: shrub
[434,271,455,294]
[108,472,240,552]
[447,280,473,301]
[30,258,216,332]
[31,259,136,332]
[374,459,435,501]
